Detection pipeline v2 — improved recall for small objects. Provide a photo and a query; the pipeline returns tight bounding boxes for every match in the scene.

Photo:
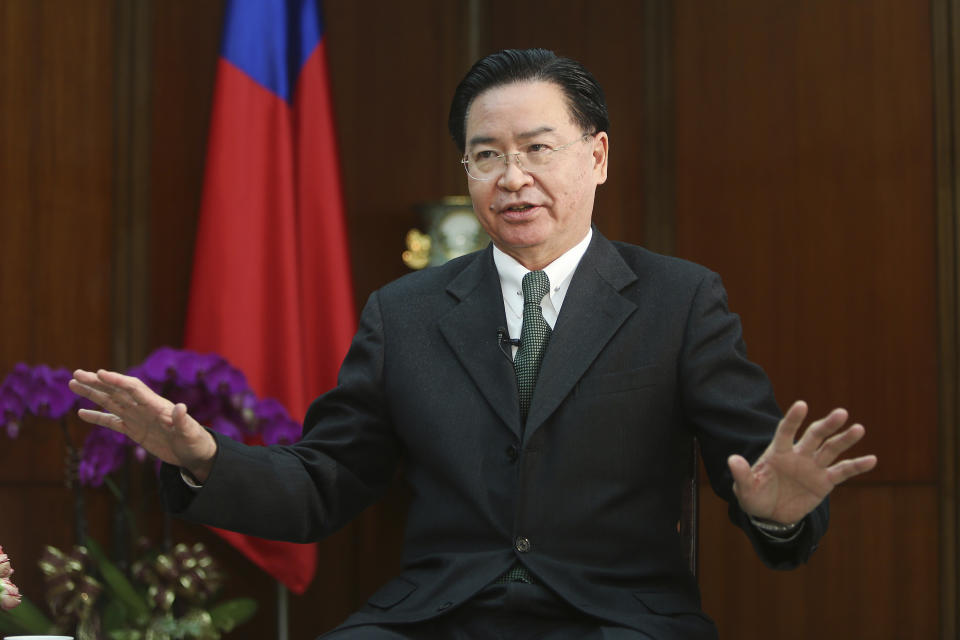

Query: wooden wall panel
[699,485,938,639]
[675,0,936,484]
[0,0,118,608]
[675,0,939,635]
[148,0,224,352]
[0,0,116,370]
[323,0,472,308]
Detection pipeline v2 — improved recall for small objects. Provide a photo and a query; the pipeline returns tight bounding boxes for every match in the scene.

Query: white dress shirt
[492,228,593,356]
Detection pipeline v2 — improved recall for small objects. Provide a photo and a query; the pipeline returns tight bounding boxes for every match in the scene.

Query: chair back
[679,438,699,577]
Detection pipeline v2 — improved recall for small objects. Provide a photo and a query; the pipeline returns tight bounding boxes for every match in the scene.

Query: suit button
[515,536,531,553]
[505,445,519,462]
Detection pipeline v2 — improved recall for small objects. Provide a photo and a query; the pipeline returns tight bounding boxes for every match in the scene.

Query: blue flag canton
[220,0,324,103]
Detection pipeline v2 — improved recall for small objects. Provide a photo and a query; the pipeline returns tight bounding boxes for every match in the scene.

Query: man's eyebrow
[516,126,555,139]
[467,135,497,148]
[466,126,557,148]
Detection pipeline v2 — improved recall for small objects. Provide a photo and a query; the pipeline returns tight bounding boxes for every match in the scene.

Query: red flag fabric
[184,0,355,595]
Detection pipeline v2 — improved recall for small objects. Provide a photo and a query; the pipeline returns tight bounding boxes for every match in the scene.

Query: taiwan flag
[184,0,355,594]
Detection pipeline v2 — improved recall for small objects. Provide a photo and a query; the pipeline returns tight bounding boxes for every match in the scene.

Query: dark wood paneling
[0,0,116,370]
[0,0,118,608]
[481,0,648,246]
[147,0,225,352]
[675,0,937,485]
[699,484,938,639]
[323,0,471,308]
[676,0,939,636]
[932,1,960,635]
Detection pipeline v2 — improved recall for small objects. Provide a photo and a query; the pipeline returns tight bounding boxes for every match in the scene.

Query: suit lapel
[438,248,522,436]
[524,233,639,442]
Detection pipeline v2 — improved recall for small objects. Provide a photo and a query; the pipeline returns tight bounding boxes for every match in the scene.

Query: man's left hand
[728,400,878,525]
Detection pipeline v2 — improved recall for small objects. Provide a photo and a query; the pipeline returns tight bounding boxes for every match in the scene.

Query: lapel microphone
[496,327,521,361]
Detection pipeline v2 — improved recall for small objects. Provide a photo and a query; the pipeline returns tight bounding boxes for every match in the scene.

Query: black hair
[448,48,609,153]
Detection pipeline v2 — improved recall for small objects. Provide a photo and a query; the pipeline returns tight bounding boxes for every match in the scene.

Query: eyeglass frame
[460,132,597,181]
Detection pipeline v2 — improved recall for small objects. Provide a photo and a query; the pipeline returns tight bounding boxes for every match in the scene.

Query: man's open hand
[69,369,217,483]
[728,400,877,525]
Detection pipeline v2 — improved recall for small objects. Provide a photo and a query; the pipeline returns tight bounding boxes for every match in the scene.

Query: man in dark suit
[70,49,876,639]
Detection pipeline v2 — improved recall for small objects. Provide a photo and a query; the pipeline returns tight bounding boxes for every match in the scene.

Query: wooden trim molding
[111,0,154,369]
[932,0,960,637]
[641,0,675,255]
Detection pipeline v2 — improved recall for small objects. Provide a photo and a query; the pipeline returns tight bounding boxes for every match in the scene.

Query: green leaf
[0,595,57,634]
[108,629,143,640]
[0,611,32,635]
[208,598,257,632]
[85,537,151,623]
[101,595,130,632]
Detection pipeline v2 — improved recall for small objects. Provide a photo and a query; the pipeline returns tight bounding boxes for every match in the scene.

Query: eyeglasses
[461,133,594,181]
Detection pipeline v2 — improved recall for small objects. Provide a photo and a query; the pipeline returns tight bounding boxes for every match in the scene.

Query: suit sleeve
[159,292,400,542]
[679,271,829,569]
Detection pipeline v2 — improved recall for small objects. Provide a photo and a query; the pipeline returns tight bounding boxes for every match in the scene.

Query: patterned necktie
[515,270,552,423]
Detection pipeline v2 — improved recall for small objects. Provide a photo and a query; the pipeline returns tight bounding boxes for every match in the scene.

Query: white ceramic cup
[5,636,74,639]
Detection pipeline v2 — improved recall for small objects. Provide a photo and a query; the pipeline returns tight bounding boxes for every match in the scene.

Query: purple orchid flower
[202,358,250,397]
[176,351,227,385]
[0,363,32,437]
[0,383,24,438]
[3,363,32,398]
[25,365,76,419]
[137,347,186,386]
[78,427,129,487]
[210,415,245,441]
[255,398,302,445]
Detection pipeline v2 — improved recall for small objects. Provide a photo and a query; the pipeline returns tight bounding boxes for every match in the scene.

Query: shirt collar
[493,228,593,318]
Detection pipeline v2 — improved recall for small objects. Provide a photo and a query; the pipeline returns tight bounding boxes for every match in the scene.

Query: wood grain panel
[323,0,471,308]
[0,0,116,371]
[0,0,118,611]
[674,0,936,484]
[699,484,938,639]
[147,0,224,353]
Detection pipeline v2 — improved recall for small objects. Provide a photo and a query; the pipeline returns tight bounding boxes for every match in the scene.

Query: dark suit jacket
[162,231,828,638]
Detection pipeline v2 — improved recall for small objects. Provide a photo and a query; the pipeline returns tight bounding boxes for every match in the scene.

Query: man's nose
[497,155,533,190]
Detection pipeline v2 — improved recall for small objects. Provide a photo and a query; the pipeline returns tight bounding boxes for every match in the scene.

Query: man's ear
[593,132,609,185]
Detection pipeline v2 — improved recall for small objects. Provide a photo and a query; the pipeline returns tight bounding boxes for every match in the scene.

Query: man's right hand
[69,369,218,483]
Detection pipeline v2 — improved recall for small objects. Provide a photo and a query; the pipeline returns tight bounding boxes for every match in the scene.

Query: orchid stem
[103,474,141,542]
[59,418,87,546]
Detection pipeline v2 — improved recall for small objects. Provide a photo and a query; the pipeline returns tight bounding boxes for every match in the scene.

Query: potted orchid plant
[0,348,304,639]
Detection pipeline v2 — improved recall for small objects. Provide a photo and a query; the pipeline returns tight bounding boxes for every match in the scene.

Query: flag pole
[277,580,289,640]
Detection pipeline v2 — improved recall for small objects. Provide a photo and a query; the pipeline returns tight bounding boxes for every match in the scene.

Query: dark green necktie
[515,270,552,422]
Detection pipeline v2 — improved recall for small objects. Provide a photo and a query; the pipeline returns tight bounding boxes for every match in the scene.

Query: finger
[727,454,753,495]
[77,408,126,433]
[815,423,866,466]
[68,377,98,401]
[72,370,138,412]
[171,403,189,432]
[99,371,173,416]
[96,370,149,408]
[76,369,129,396]
[825,455,878,485]
[796,408,849,455]
[770,401,808,453]
[71,371,119,400]
[70,379,130,416]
